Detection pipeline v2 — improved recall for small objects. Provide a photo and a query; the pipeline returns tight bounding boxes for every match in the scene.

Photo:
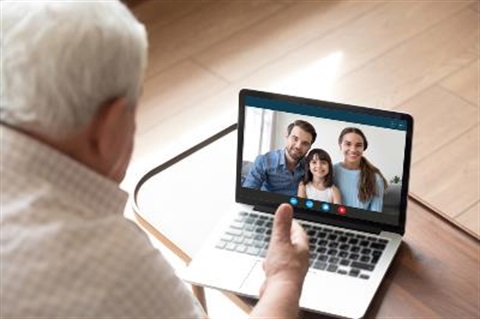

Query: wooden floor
[124,0,479,237]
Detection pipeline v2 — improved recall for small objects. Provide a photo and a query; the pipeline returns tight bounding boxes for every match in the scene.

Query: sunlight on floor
[269,51,344,101]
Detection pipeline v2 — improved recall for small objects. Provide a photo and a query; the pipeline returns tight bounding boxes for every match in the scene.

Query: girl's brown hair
[338,127,388,202]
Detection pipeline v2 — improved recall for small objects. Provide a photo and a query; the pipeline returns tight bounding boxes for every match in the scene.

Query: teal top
[333,163,385,212]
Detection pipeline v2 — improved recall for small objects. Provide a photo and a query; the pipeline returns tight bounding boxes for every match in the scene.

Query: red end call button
[337,206,347,215]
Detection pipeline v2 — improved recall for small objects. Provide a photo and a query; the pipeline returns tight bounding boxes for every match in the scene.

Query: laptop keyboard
[215,211,389,280]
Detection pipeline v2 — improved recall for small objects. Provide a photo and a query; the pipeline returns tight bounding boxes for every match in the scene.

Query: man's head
[285,120,316,164]
[1,1,148,182]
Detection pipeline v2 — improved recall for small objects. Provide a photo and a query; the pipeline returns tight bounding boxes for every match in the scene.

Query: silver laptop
[182,89,413,318]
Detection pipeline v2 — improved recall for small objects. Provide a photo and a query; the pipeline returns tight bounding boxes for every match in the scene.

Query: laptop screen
[236,89,413,235]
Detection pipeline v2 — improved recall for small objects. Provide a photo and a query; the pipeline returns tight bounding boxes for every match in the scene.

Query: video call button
[305,200,314,209]
[289,197,299,206]
[337,206,347,215]
[321,203,330,212]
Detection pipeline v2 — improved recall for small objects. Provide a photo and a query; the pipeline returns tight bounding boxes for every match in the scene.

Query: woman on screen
[298,148,341,204]
[334,127,388,212]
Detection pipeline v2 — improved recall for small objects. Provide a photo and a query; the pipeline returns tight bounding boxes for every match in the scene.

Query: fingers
[291,220,309,252]
[262,204,310,297]
[259,280,266,298]
[271,203,293,245]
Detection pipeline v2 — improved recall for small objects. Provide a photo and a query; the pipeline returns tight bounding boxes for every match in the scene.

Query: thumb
[271,203,293,245]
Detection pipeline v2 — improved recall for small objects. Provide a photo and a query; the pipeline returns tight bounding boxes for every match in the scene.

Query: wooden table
[133,125,479,318]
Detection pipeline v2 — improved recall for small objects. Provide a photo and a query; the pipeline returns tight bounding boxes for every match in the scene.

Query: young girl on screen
[298,148,342,204]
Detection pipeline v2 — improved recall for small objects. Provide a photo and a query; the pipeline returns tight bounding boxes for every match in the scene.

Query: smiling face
[285,125,313,164]
[340,132,365,167]
[309,154,330,180]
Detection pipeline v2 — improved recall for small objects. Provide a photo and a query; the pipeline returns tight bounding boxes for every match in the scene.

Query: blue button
[289,197,299,206]
[321,203,330,212]
[305,200,314,209]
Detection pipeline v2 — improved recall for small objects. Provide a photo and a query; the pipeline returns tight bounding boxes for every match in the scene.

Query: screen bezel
[236,89,413,235]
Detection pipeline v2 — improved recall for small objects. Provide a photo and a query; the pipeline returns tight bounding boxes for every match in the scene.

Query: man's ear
[87,98,128,162]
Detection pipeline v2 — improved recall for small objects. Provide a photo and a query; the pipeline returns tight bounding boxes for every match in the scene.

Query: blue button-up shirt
[243,149,305,196]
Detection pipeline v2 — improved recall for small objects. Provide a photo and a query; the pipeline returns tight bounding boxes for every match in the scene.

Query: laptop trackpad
[239,260,265,295]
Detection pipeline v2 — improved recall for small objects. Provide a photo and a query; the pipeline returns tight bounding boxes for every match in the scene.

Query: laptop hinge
[254,205,382,235]
[253,205,276,214]
[312,218,383,235]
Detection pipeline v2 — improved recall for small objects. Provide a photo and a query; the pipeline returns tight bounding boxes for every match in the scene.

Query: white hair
[1,0,148,138]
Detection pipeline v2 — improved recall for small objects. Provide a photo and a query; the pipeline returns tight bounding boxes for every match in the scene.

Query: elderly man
[0,1,309,318]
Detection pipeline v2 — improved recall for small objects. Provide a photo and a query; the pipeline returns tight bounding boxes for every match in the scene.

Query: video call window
[241,105,408,226]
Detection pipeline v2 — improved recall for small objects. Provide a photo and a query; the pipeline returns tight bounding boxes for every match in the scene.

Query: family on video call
[243,120,389,212]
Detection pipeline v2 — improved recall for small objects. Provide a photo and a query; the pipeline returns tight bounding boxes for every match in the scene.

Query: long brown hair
[302,148,334,187]
[338,127,388,202]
